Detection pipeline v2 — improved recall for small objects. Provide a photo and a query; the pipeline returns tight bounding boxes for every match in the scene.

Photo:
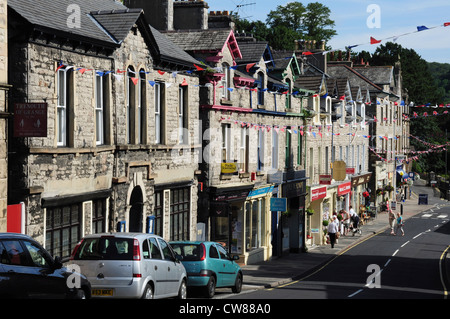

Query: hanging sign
[14,103,47,137]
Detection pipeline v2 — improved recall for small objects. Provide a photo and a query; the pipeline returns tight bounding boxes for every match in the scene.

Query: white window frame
[155,82,162,144]
[222,124,231,162]
[57,68,68,146]
[95,73,104,145]
[239,127,248,172]
[221,63,230,100]
[271,129,279,170]
[257,129,265,171]
[178,86,187,144]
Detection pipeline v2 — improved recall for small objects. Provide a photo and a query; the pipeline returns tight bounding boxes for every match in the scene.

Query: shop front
[281,172,307,253]
[209,183,273,265]
[307,185,327,247]
[351,173,372,214]
[336,181,352,212]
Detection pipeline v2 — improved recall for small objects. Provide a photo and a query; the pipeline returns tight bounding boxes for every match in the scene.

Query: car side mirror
[230,254,239,261]
[53,256,63,270]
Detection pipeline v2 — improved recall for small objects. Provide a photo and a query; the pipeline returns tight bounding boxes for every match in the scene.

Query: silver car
[69,233,187,299]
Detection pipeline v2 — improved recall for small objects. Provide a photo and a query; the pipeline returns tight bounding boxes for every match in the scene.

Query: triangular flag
[131,77,139,85]
[194,64,205,71]
[417,25,429,32]
[444,22,450,27]
[370,37,382,44]
[55,62,65,72]
[148,80,155,87]
[302,51,313,56]
[181,78,188,86]
[78,68,87,74]
[157,70,165,75]
[246,63,256,72]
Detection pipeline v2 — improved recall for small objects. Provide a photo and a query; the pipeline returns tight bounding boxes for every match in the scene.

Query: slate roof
[149,25,202,67]
[8,0,127,45]
[353,66,394,86]
[91,9,143,44]
[327,64,383,94]
[235,41,269,64]
[162,29,233,52]
[295,75,325,93]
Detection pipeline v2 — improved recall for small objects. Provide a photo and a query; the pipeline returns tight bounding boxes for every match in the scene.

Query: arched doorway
[129,186,144,232]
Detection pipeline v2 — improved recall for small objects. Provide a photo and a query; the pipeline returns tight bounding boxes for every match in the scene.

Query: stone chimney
[124,0,174,31]
[208,10,234,30]
[173,0,209,30]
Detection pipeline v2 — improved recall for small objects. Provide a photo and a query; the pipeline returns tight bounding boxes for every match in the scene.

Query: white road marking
[401,241,410,248]
[437,215,448,219]
[422,213,433,218]
[392,249,399,256]
[348,289,364,298]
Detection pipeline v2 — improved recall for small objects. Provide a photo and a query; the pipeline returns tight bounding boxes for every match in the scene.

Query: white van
[70,233,187,299]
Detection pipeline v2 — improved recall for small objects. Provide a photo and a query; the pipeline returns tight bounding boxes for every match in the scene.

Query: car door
[207,244,225,287]
[147,237,168,297]
[0,239,40,298]
[157,238,181,296]
[21,239,67,298]
[216,244,237,287]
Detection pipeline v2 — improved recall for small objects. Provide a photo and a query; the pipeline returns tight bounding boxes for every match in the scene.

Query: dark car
[0,233,91,299]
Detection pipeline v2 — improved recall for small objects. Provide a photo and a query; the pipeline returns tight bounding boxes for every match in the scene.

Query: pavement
[240,178,450,293]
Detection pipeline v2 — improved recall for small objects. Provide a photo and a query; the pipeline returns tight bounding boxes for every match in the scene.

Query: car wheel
[142,284,154,299]
[232,272,242,294]
[178,279,187,299]
[72,288,87,299]
[205,276,216,298]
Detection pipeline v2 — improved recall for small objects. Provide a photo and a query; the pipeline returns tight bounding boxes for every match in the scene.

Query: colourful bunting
[370,37,382,45]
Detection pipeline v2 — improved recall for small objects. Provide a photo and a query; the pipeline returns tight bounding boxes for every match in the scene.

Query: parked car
[70,233,187,299]
[170,241,242,298]
[0,233,90,299]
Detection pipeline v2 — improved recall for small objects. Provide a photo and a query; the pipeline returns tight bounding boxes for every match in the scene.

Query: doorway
[129,186,144,232]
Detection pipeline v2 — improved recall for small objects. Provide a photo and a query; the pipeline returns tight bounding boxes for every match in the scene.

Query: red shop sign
[338,182,352,196]
[311,186,327,201]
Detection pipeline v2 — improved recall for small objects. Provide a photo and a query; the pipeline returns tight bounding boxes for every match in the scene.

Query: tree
[233,2,336,51]
[302,2,337,43]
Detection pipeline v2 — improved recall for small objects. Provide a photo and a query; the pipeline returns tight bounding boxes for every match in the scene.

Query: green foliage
[233,1,336,50]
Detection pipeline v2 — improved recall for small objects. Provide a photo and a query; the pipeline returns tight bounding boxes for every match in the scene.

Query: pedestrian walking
[388,208,396,235]
[394,212,404,236]
[341,209,350,236]
[327,216,339,248]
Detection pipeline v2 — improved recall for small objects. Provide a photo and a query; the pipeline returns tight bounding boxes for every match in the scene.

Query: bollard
[401,203,403,215]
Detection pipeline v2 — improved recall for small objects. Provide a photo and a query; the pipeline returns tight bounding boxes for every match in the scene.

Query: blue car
[170,241,243,298]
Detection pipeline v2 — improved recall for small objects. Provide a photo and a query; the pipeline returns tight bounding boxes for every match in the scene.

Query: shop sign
[346,167,355,174]
[14,103,47,137]
[221,162,237,174]
[282,179,306,198]
[351,173,372,187]
[319,175,331,185]
[338,182,351,196]
[332,161,346,181]
[270,197,287,212]
[311,186,327,201]
[248,185,274,199]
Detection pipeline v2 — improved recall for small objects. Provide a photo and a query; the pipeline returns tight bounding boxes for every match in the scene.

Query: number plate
[92,289,114,296]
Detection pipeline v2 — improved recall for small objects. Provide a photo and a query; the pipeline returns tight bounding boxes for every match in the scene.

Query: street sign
[270,197,287,212]
[14,103,47,137]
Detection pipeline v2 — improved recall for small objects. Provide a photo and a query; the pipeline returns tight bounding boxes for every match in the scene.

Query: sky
[206,0,450,63]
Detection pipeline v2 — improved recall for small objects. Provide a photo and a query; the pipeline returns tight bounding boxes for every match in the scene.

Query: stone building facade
[7,0,201,258]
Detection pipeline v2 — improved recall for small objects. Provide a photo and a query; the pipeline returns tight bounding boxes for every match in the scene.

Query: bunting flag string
[298,21,450,57]
[54,61,450,120]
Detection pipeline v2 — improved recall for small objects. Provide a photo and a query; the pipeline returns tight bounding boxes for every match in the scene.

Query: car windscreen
[170,243,203,261]
[73,237,134,260]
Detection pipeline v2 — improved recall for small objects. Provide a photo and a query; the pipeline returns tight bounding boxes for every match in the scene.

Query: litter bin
[418,194,428,205]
